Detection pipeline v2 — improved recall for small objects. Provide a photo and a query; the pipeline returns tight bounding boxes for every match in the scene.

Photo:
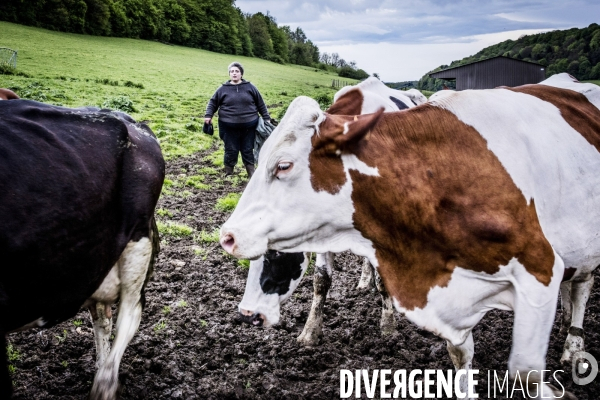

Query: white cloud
[234,0,600,81]
[319,29,553,81]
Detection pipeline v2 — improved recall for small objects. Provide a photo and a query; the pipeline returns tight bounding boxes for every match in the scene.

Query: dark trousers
[219,119,258,167]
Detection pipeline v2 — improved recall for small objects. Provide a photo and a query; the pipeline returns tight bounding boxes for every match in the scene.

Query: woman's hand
[204,117,212,125]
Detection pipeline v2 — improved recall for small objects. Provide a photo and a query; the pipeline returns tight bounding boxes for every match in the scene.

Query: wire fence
[0,48,17,69]
[331,79,351,88]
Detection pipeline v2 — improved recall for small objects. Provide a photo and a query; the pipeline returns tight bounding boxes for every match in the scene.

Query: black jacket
[205,80,270,124]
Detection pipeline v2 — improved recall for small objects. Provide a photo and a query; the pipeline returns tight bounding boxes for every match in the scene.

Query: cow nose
[220,232,236,254]
[237,309,265,327]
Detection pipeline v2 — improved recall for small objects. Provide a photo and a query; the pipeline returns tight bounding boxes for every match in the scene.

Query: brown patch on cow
[509,85,600,152]
[327,88,363,115]
[309,111,384,194]
[0,88,19,100]
[562,267,577,282]
[312,104,555,310]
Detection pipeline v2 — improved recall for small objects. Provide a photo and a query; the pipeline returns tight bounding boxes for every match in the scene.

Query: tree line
[419,23,600,91]
[0,0,369,77]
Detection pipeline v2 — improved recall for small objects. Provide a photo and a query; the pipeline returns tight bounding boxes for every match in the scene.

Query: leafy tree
[247,12,273,59]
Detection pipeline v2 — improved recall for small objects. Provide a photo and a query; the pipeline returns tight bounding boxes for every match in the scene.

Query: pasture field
[0,21,346,159]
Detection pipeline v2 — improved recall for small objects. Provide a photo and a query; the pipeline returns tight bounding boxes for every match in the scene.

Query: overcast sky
[235,0,600,81]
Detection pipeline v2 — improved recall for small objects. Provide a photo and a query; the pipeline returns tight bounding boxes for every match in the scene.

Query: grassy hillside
[0,21,348,159]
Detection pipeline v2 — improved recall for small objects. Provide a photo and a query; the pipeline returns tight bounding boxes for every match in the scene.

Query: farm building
[429,56,546,90]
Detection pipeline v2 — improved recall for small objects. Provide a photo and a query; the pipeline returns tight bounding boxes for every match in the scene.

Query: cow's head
[237,251,309,327]
[220,95,383,260]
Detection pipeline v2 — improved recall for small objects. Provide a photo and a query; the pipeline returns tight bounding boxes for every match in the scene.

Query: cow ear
[335,107,384,150]
[326,88,363,115]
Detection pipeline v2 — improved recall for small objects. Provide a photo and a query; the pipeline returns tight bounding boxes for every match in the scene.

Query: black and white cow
[237,81,429,345]
[0,98,165,399]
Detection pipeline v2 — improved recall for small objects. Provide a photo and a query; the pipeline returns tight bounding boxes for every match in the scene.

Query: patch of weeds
[95,78,119,86]
[153,320,167,333]
[185,122,200,132]
[313,93,332,110]
[123,80,144,89]
[61,361,68,368]
[157,221,194,239]
[197,166,220,176]
[237,358,247,364]
[238,259,250,270]
[55,329,68,344]
[195,228,220,244]
[215,193,242,212]
[200,320,208,328]
[225,174,245,187]
[192,246,208,259]
[177,300,188,308]
[305,253,315,276]
[162,306,171,315]
[73,319,83,327]
[245,380,251,389]
[102,95,136,113]
[156,208,174,218]
[185,175,210,190]
[7,342,20,374]
[0,64,31,77]
[176,190,194,199]
[204,148,224,167]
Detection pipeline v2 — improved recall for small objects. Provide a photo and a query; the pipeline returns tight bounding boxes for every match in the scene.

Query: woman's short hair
[228,62,244,76]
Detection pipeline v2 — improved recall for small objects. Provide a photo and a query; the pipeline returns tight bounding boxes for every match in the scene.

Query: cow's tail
[141,216,160,309]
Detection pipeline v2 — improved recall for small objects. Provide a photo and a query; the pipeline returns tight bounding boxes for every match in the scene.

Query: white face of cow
[220,96,383,261]
[238,251,309,327]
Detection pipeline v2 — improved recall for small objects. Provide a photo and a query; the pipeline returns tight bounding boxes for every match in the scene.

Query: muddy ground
[9,145,600,399]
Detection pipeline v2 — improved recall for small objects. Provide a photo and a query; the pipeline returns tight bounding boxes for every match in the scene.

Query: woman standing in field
[204,62,271,178]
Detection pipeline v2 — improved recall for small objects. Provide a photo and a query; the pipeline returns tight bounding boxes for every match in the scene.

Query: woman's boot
[224,165,234,176]
[245,164,256,179]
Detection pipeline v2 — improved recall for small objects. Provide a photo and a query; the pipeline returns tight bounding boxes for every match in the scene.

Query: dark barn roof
[429,56,546,90]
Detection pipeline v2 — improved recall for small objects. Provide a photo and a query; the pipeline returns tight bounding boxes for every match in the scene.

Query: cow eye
[275,162,293,178]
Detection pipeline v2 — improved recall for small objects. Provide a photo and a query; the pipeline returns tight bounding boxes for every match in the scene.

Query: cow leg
[89,302,114,369]
[508,257,570,399]
[446,332,474,400]
[560,273,594,365]
[356,257,374,289]
[559,281,572,335]
[90,238,152,400]
[297,252,333,346]
[373,267,396,336]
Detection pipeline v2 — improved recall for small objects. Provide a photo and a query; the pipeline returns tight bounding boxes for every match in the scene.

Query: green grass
[0,21,351,160]
[195,228,220,243]
[157,221,194,238]
[238,259,250,270]
[215,193,242,212]
[185,175,210,190]
[583,80,600,86]
[156,208,174,218]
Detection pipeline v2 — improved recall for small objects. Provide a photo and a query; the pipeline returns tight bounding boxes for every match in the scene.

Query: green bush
[102,95,136,113]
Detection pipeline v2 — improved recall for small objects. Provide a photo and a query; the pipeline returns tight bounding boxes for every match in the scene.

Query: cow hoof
[561,333,584,365]
[90,368,119,400]
[297,331,320,347]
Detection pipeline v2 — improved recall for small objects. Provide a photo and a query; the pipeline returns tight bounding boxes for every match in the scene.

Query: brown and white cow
[222,75,600,398]
[238,82,428,345]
